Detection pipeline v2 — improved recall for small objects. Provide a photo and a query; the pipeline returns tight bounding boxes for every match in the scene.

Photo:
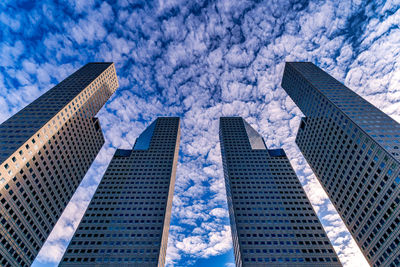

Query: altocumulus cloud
[0,0,399,266]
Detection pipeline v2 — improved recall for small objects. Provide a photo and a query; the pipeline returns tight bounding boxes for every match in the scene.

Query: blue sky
[1,0,399,266]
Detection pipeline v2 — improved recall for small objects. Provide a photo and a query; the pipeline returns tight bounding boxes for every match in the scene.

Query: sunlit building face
[0,62,118,267]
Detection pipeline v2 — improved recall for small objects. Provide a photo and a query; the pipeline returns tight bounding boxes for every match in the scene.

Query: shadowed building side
[60,117,180,267]
[0,62,118,267]
[219,117,341,267]
[281,62,400,266]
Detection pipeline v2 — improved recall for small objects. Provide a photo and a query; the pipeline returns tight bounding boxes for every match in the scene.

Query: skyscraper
[281,62,400,267]
[219,117,341,266]
[60,117,180,266]
[0,63,118,267]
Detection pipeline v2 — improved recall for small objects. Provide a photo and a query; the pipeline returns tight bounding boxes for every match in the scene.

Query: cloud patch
[1,0,398,267]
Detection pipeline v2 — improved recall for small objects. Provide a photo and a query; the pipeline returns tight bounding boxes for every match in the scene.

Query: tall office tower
[60,117,180,266]
[0,63,118,267]
[281,62,400,267]
[219,117,341,267]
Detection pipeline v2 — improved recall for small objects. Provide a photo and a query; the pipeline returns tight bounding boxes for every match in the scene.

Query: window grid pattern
[60,117,180,267]
[219,117,341,267]
[0,63,118,267]
[282,62,400,267]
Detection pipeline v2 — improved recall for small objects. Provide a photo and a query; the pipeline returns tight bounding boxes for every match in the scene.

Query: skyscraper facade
[0,63,118,266]
[281,62,400,267]
[219,117,341,266]
[60,117,180,266]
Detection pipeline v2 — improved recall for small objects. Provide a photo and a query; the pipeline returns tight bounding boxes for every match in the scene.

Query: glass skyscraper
[0,62,118,266]
[282,62,400,267]
[219,117,341,266]
[60,117,180,266]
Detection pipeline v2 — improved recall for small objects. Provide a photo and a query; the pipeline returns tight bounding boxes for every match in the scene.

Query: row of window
[63,257,157,263]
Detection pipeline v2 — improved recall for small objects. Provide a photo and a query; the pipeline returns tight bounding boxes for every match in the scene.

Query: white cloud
[2,1,397,267]
[173,225,232,258]
[210,208,228,218]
